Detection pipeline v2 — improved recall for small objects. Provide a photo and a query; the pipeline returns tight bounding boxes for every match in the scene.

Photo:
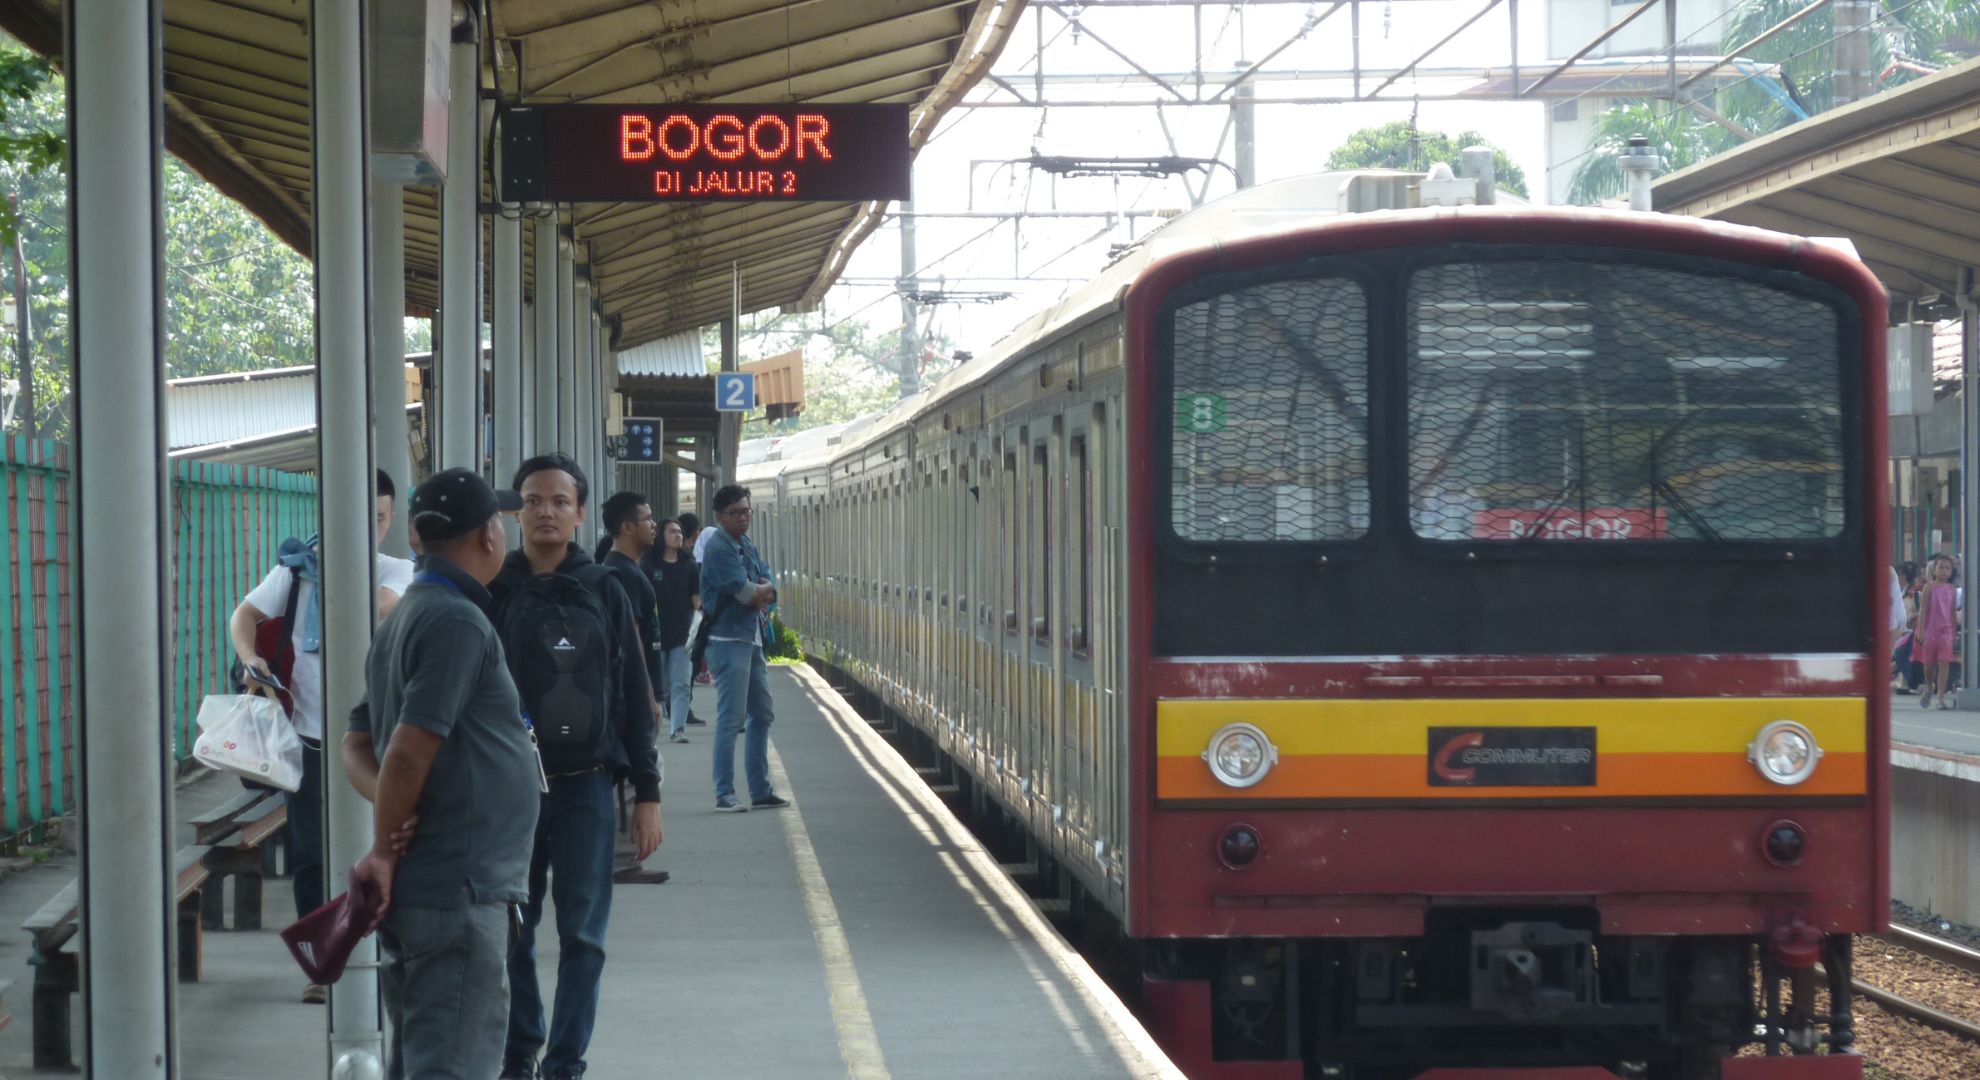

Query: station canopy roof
[0,0,1021,350]
[1654,55,1980,315]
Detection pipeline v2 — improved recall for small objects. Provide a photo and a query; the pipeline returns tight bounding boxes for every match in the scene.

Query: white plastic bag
[193,694,304,792]
[686,610,703,645]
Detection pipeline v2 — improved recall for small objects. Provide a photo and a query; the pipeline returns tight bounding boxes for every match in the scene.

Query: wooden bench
[200,795,288,931]
[24,845,210,1070]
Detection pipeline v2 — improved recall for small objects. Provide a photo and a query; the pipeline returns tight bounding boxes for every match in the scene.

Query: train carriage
[741,173,1888,1080]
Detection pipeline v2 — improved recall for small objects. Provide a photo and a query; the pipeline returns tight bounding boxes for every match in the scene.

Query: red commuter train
[743,173,1888,1080]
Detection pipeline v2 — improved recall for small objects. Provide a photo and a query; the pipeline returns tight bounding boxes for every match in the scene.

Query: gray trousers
[380,899,511,1080]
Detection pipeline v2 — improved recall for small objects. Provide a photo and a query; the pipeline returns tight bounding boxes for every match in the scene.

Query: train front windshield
[1155,248,1866,657]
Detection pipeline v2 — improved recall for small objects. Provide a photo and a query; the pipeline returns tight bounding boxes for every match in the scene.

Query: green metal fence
[0,446,315,836]
[0,439,73,835]
[169,461,318,767]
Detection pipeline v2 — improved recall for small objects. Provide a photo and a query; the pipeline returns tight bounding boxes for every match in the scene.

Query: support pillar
[531,217,559,455]
[312,0,385,1070]
[719,315,739,487]
[493,208,523,490]
[557,230,576,451]
[370,177,409,553]
[67,3,175,1074]
[574,273,594,515]
[1962,288,1977,691]
[437,24,480,472]
[519,299,535,462]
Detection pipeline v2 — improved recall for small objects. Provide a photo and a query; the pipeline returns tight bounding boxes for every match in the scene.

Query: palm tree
[1566,0,1979,205]
[1565,102,1735,206]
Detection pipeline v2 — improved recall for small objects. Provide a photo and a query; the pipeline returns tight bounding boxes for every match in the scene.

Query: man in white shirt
[229,469,414,1004]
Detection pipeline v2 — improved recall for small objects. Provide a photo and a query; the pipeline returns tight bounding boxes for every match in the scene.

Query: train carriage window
[1168,276,1370,542]
[1406,259,1847,543]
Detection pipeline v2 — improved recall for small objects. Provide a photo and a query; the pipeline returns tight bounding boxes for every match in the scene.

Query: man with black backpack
[496,453,663,1080]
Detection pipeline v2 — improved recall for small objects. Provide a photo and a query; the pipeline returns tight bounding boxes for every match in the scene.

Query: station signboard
[714,372,757,413]
[500,103,911,204]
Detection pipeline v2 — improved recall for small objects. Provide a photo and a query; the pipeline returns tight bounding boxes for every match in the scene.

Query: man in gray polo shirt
[343,467,537,1080]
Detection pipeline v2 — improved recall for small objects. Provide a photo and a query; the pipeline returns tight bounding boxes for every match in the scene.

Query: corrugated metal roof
[617,330,709,378]
[0,0,1023,347]
[1655,56,1980,309]
[167,363,419,450]
[166,365,317,450]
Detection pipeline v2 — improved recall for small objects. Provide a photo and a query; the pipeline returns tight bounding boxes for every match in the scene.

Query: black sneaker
[751,794,792,810]
[498,1055,538,1080]
[687,713,707,726]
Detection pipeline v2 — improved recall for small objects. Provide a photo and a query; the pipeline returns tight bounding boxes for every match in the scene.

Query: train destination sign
[500,104,911,204]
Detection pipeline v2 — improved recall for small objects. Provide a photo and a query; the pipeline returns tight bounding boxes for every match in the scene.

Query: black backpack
[497,564,621,774]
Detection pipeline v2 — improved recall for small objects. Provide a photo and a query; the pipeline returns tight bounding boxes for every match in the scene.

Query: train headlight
[1748,720,1821,786]
[1204,723,1277,789]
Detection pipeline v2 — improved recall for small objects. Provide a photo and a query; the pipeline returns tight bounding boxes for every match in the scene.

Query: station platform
[0,665,1178,1079]
[1890,689,1980,778]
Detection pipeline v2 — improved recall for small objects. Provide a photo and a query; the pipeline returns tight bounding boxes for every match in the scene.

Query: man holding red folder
[342,468,538,1080]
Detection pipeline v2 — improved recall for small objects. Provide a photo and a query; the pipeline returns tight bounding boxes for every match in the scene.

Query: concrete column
[598,313,615,501]
[370,177,409,555]
[719,315,739,487]
[438,27,480,471]
[556,233,577,453]
[67,3,175,1074]
[1962,296,1977,691]
[492,209,523,489]
[557,231,577,452]
[519,299,535,463]
[312,0,385,1070]
[574,274,594,510]
[531,217,559,455]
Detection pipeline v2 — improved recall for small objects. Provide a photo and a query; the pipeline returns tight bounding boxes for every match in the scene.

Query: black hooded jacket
[492,542,663,803]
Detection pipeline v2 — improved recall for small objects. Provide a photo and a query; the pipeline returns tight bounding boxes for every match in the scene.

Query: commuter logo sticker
[1429,727,1597,786]
[554,637,576,652]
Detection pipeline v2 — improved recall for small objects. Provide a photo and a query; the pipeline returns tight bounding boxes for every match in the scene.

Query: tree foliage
[719,308,960,438]
[0,36,317,439]
[1568,0,1980,204]
[1325,120,1530,198]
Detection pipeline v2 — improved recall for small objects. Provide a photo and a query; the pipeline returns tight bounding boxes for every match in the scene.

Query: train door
[1026,418,1060,841]
[1063,419,1096,856]
[999,430,1023,804]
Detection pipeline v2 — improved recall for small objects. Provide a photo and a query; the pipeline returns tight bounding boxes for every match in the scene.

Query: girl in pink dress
[1916,555,1959,709]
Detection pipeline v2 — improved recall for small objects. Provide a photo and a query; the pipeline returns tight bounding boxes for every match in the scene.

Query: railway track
[1851,928,1980,1046]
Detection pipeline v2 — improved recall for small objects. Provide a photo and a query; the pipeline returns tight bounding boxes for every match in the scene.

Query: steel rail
[1877,925,1980,977]
[1851,977,1980,1044]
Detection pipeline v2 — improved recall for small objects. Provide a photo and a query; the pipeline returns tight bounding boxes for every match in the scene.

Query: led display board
[500,104,911,204]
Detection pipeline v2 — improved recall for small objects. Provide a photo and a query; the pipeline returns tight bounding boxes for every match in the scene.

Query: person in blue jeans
[699,484,790,813]
[496,454,664,1080]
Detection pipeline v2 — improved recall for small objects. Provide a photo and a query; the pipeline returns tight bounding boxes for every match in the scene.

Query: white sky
[797,1,1565,358]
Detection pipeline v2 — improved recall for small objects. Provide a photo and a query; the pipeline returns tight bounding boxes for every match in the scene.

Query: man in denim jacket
[698,484,790,813]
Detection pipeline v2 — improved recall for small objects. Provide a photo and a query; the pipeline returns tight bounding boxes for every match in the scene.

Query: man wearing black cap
[342,468,539,1080]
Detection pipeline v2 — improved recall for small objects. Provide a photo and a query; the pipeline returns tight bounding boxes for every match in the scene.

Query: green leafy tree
[1568,0,1980,204]
[711,307,959,438]
[0,36,318,439]
[1326,120,1530,198]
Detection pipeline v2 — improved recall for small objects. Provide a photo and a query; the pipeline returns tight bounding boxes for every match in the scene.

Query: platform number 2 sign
[1176,393,1227,434]
[715,372,756,413]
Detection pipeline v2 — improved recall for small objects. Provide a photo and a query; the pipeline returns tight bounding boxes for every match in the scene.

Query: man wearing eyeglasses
[699,484,788,813]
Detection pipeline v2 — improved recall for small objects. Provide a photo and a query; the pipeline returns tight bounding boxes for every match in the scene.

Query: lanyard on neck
[414,570,464,596]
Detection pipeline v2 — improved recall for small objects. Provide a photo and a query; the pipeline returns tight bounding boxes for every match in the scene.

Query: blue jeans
[506,769,617,1075]
[665,645,693,738]
[284,736,324,919]
[709,641,774,801]
[380,898,511,1080]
